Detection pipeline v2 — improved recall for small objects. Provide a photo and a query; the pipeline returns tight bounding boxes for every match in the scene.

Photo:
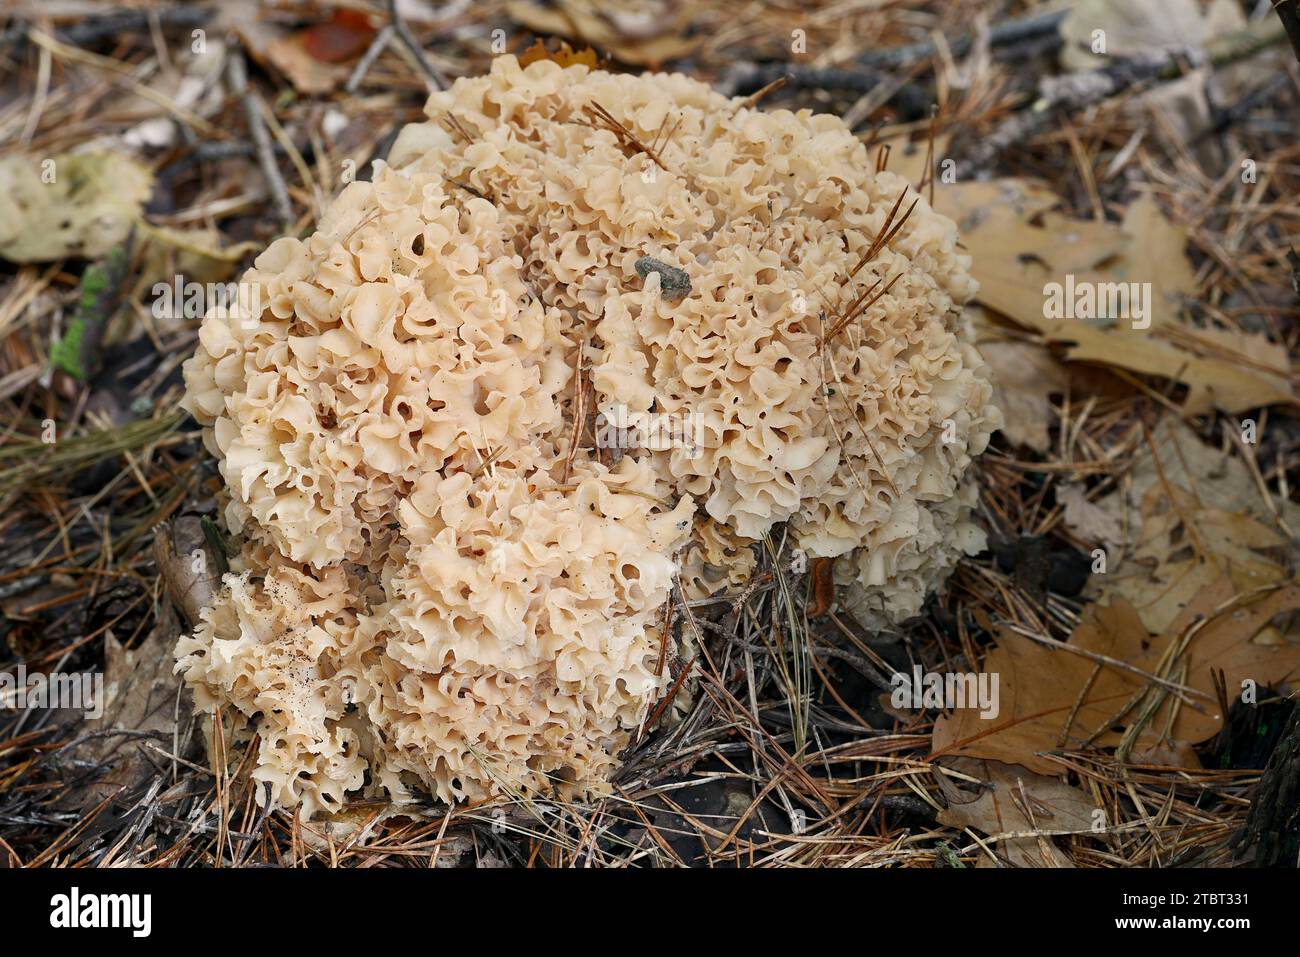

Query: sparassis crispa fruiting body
[177,56,999,814]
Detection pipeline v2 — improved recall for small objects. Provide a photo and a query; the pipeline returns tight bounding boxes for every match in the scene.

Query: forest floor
[1,0,1299,867]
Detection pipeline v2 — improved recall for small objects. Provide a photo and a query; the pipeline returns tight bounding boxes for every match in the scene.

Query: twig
[346,24,395,93]
[999,622,1213,708]
[963,19,1288,173]
[1276,0,1300,65]
[1,6,212,49]
[582,102,669,170]
[856,7,1068,69]
[227,50,293,228]
[27,29,221,137]
[387,0,448,91]
[737,76,786,110]
[719,64,929,120]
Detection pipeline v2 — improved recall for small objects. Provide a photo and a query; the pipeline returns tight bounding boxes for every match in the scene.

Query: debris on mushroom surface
[178,55,1000,814]
[634,255,693,301]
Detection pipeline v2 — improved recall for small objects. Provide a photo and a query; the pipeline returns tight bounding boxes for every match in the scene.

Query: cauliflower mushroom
[178,55,999,814]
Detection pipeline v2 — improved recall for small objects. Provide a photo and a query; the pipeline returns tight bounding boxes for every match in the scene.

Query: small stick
[0,6,212,48]
[387,0,448,91]
[345,24,394,93]
[823,272,902,343]
[737,76,786,110]
[655,589,675,678]
[1276,0,1300,65]
[857,7,1069,69]
[562,341,586,483]
[582,102,668,170]
[439,111,475,144]
[922,104,938,205]
[227,51,292,227]
[721,63,930,121]
[964,21,1287,172]
[1000,622,1213,708]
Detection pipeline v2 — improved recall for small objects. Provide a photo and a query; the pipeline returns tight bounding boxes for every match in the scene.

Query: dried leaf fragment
[0,152,152,263]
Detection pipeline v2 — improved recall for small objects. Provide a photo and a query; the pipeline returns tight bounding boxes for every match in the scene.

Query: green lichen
[49,246,128,381]
[49,321,87,379]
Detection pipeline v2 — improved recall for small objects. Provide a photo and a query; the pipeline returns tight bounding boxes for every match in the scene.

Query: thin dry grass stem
[737,76,788,110]
[919,104,939,203]
[581,101,668,171]
[439,111,476,144]
[562,340,586,483]
[822,271,904,343]
[849,190,916,282]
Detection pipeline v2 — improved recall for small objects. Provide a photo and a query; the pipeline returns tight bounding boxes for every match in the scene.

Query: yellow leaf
[935,180,1295,415]
[0,152,152,263]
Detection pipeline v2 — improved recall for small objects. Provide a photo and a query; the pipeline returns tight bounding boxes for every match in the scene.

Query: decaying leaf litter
[0,0,1298,868]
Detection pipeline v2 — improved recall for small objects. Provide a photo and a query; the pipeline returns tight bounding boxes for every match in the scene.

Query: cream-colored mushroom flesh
[178,56,999,815]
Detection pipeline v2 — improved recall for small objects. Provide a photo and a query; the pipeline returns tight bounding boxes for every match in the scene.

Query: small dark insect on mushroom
[635,255,692,301]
